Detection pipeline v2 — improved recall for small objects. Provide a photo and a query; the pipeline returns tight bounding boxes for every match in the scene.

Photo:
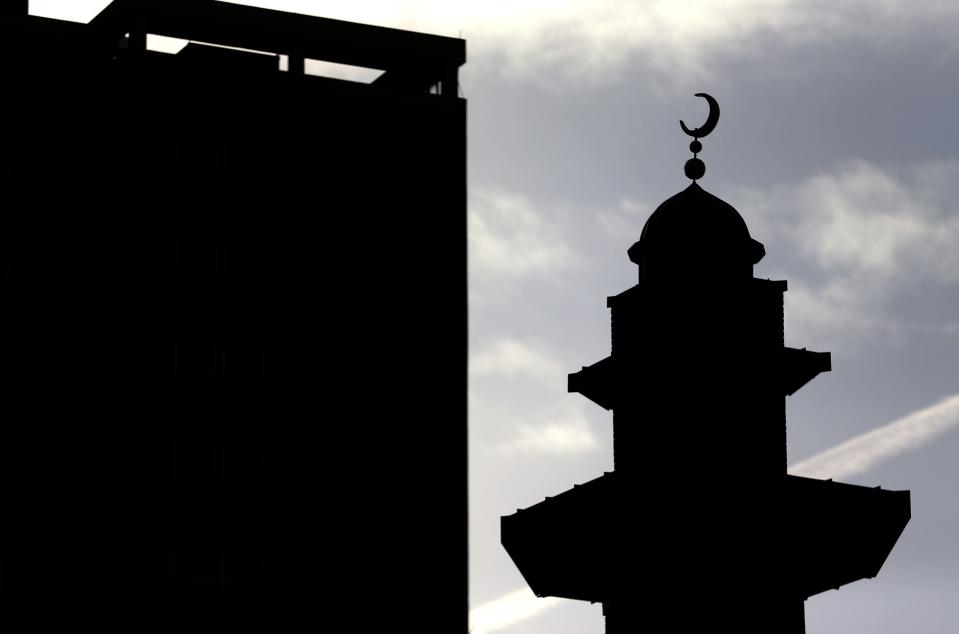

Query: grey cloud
[468,187,582,305]
[731,159,959,347]
[470,338,566,385]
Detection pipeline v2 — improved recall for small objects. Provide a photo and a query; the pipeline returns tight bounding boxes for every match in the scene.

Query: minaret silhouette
[502,94,910,634]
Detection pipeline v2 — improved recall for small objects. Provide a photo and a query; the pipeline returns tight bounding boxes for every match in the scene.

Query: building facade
[2,2,466,631]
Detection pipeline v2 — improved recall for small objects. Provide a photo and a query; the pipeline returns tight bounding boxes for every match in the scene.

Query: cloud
[227,0,959,86]
[789,392,959,481]
[469,188,575,278]
[596,197,653,245]
[495,415,599,457]
[778,280,896,346]
[469,339,599,458]
[35,1,959,88]
[468,188,578,303]
[738,159,959,346]
[494,399,600,457]
[788,161,959,283]
[469,341,600,458]
[471,338,566,384]
[45,1,959,84]
[469,587,562,634]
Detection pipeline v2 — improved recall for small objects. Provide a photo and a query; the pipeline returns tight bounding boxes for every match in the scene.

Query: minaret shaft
[602,595,806,634]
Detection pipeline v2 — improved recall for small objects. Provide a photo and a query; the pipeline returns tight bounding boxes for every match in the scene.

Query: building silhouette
[502,95,910,633]
[1,2,466,632]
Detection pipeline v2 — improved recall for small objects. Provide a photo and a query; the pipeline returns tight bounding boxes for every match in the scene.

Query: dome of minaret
[626,182,765,283]
[624,92,764,284]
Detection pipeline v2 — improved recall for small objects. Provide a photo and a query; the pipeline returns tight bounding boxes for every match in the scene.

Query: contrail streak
[472,392,959,634]
[788,392,959,480]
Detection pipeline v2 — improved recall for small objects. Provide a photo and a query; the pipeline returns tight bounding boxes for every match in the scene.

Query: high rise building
[2,2,466,631]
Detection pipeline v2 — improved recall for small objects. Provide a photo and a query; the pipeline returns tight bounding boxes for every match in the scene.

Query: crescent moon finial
[680,93,719,181]
[679,93,720,139]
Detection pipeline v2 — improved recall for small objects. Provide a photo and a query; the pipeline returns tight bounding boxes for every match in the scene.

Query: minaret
[502,94,910,634]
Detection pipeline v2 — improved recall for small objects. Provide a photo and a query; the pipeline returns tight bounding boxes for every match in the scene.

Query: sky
[29,2,959,632]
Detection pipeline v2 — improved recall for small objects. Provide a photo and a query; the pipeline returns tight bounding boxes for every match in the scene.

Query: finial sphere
[689,140,702,154]
[685,157,706,180]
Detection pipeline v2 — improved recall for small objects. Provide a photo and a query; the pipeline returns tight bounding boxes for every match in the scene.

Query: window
[174,341,218,376]
[222,346,265,381]
[220,552,264,589]
[223,243,266,279]
[176,237,218,273]
[176,134,222,173]
[172,442,266,486]
[224,139,269,180]
[172,441,218,479]
[220,446,264,484]
[176,238,267,279]
[170,548,217,593]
